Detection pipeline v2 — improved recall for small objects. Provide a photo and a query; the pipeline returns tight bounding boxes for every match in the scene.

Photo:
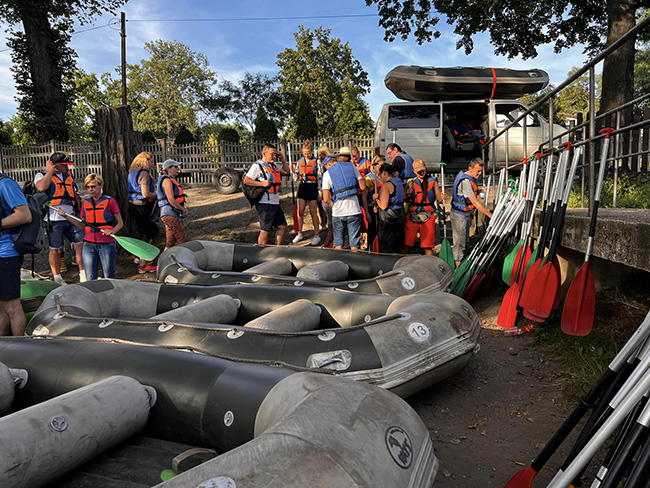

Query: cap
[336,146,351,157]
[50,152,73,165]
[163,159,182,171]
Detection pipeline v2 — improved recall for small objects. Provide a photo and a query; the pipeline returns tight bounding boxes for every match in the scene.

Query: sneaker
[292,233,304,244]
[79,271,87,283]
[134,257,141,265]
[53,275,67,286]
[311,235,322,246]
[138,263,158,274]
[59,258,68,273]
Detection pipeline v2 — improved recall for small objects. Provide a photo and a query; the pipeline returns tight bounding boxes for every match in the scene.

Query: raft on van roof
[385,66,550,102]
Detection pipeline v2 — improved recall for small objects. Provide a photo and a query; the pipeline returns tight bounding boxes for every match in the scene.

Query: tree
[217,127,240,143]
[0,120,12,146]
[214,72,284,132]
[294,87,318,140]
[365,0,641,112]
[66,70,110,141]
[277,26,371,135]
[635,46,650,107]
[253,105,278,141]
[334,89,374,136]
[104,40,217,140]
[0,0,126,142]
[174,127,195,145]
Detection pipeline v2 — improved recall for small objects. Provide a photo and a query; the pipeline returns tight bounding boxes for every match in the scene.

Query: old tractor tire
[213,167,241,195]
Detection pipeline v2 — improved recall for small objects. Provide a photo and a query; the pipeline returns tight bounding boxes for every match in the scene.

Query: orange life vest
[410,178,437,213]
[260,162,282,194]
[47,171,77,207]
[82,195,115,234]
[298,157,318,183]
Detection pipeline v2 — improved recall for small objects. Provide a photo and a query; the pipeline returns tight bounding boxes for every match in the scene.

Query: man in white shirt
[34,152,85,284]
[243,144,291,246]
[322,147,366,251]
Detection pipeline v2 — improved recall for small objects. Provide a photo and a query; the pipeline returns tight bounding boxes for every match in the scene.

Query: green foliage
[334,89,374,137]
[3,114,34,146]
[276,26,370,136]
[174,127,195,145]
[214,72,284,132]
[253,105,278,142]
[635,47,650,108]
[217,128,240,144]
[568,173,650,210]
[0,120,12,145]
[294,87,318,140]
[142,130,157,143]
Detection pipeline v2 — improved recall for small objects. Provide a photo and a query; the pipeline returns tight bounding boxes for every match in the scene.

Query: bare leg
[308,200,319,234]
[258,230,269,246]
[0,299,27,336]
[74,242,85,271]
[276,225,287,245]
[425,248,434,256]
[49,248,62,275]
[296,199,307,232]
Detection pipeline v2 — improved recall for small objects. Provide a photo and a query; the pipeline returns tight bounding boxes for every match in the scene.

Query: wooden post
[95,105,141,237]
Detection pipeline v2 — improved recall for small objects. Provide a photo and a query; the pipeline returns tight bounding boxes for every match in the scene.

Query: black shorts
[297,182,319,201]
[256,203,288,232]
[0,255,23,301]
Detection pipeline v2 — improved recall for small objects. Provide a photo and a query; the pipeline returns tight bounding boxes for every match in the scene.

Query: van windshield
[388,105,441,129]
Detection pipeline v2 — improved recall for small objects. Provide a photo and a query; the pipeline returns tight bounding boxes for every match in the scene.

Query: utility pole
[120,12,127,106]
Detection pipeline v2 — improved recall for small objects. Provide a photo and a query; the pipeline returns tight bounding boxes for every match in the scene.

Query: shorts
[46,220,84,250]
[297,182,318,201]
[256,203,287,232]
[0,255,23,301]
[404,215,436,248]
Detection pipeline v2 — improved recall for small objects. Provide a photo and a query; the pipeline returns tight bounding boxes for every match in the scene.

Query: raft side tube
[154,373,438,488]
[0,376,152,488]
[151,294,240,324]
[296,260,349,282]
[244,299,322,332]
[243,257,294,276]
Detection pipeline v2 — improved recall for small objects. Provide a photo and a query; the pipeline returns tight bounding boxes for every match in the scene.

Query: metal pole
[589,66,596,215]
[548,95,554,149]
[523,113,528,160]
[120,12,127,106]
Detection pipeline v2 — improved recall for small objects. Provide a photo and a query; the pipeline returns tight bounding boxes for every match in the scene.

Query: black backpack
[0,175,46,255]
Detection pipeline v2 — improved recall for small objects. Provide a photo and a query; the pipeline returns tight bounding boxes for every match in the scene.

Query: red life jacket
[260,162,282,194]
[47,171,77,207]
[298,157,318,183]
[410,178,437,213]
[82,195,115,234]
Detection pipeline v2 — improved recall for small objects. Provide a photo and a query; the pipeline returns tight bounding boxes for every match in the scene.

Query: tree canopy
[253,105,278,142]
[334,89,374,137]
[365,0,641,112]
[276,26,371,136]
[294,87,318,140]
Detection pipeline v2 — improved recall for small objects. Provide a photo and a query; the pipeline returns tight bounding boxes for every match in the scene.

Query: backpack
[0,175,47,255]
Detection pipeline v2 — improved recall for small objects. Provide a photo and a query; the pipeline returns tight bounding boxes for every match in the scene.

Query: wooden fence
[0,136,375,186]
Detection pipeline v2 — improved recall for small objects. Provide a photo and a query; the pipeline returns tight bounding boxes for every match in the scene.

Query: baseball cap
[50,152,73,165]
[163,159,182,170]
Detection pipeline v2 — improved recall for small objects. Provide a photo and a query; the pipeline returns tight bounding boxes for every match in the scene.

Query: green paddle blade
[439,238,455,269]
[502,239,523,285]
[113,235,160,261]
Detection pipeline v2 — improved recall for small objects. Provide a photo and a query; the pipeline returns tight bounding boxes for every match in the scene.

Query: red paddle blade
[292,205,299,232]
[525,263,559,319]
[482,266,495,297]
[516,246,533,287]
[519,258,542,309]
[510,245,526,284]
[551,257,562,311]
[561,264,596,336]
[523,308,547,323]
[505,465,538,488]
[497,283,521,329]
[463,274,484,302]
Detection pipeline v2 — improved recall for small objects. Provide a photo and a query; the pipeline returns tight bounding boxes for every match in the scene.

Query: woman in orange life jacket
[157,159,189,251]
[127,151,159,273]
[291,140,322,246]
[361,155,385,251]
[57,174,123,281]
[375,163,406,254]
[403,159,446,256]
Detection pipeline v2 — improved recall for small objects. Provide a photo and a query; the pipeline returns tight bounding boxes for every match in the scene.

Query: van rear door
[385,103,442,168]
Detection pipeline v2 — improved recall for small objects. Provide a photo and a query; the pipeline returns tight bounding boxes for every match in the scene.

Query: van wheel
[213,167,241,194]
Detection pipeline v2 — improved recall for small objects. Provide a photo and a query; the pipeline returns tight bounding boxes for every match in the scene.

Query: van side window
[495,104,540,128]
[388,105,441,129]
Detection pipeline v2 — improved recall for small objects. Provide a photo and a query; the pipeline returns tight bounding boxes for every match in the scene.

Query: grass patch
[568,172,650,209]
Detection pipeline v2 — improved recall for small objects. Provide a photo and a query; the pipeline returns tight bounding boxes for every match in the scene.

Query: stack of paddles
[496,127,614,335]
[505,309,650,488]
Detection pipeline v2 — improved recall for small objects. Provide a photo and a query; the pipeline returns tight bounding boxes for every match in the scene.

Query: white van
[374,99,567,172]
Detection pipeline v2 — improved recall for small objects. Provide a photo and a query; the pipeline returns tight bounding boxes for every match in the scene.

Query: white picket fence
[0,136,375,186]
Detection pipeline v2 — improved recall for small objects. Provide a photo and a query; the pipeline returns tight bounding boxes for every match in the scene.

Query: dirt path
[27,185,597,486]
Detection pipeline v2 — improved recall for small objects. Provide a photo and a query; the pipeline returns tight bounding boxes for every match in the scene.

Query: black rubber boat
[27,279,480,398]
[157,240,453,295]
[0,339,438,487]
[385,65,550,101]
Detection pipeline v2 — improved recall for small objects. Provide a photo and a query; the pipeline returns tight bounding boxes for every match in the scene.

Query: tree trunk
[600,0,636,113]
[96,106,142,237]
[18,6,69,142]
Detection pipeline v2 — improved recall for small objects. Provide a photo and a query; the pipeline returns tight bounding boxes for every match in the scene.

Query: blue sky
[0,0,592,126]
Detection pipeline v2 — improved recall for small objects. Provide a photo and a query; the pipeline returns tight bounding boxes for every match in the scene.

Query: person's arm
[139,173,156,200]
[104,211,124,236]
[378,181,392,210]
[468,194,492,218]
[433,180,446,203]
[34,162,55,192]
[163,179,189,216]
[276,153,291,176]
[243,176,271,188]
[361,184,371,214]
[358,177,366,192]
[56,207,84,230]
[1,205,31,229]
[322,189,332,206]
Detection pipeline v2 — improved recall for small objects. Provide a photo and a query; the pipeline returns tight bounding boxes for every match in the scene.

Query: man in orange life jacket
[450,158,492,266]
[244,144,292,246]
[34,152,86,285]
[403,159,446,255]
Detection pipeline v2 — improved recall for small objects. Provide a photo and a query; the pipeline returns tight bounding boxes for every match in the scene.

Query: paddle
[561,128,615,336]
[438,162,454,268]
[502,160,529,285]
[47,205,160,261]
[505,311,650,488]
[497,189,540,329]
[286,141,300,233]
[525,146,582,319]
